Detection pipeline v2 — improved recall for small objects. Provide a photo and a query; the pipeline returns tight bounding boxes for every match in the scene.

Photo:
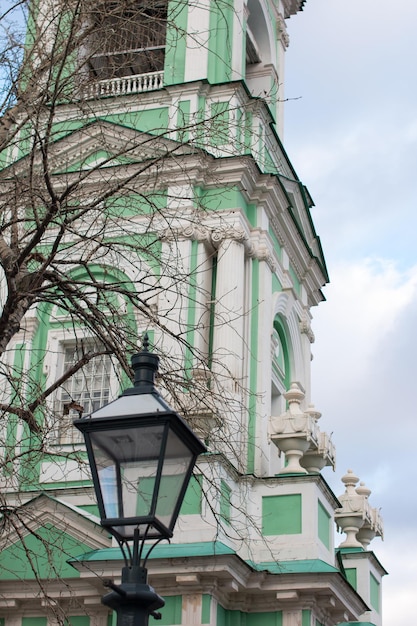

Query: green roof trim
[71,541,235,563]
[255,560,339,574]
[71,542,339,578]
[337,547,364,554]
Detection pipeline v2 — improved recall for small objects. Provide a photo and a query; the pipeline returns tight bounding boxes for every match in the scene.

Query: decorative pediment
[0,493,110,581]
[2,120,195,178]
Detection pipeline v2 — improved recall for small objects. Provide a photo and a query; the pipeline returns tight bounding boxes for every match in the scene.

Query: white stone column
[252,242,274,476]
[184,0,211,82]
[283,610,303,626]
[211,237,245,386]
[182,593,203,624]
[192,241,214,360]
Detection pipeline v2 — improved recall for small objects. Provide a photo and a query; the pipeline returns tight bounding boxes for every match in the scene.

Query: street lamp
[74,335,206,626]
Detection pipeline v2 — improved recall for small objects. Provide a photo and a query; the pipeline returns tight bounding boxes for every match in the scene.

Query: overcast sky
[284,1,417,624]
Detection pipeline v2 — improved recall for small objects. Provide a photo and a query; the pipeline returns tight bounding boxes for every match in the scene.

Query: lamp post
[74,335,206,626]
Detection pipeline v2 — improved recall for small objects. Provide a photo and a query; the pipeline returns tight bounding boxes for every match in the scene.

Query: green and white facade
[0,0,387,625]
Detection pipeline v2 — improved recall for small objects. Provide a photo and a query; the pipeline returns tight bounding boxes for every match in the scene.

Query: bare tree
[0,1,323,623]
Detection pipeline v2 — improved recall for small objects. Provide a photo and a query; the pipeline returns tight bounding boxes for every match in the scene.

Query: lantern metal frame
[73,335,206,625]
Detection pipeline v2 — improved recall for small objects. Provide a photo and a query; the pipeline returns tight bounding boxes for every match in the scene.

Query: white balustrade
[85,71,164,99]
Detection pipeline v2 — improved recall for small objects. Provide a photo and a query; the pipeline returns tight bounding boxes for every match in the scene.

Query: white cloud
[311,258,417,593]
[312,258,417,384]
[281,4,417,623]
[378,533,417,625]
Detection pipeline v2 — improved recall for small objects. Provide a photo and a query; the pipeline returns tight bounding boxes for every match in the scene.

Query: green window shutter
[65,618,90,626]
[302,610,311,626]
[317,500,331,549]
[22,620,47,626]
[370,573,380,612]
[262,494,302,535]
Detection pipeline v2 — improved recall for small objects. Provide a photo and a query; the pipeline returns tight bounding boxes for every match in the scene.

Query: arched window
[246,0,271,66]
[271,318,291,416]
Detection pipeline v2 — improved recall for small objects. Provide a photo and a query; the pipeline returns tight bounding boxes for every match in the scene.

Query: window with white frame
[54,343,113,444]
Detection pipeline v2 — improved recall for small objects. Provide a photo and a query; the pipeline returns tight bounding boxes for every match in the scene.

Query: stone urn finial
[335,470,365,548]
[269,383,310,473]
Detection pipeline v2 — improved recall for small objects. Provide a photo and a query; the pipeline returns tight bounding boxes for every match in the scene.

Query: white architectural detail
[299,311,315,343]
[335,470,384,549]
[85,71,164,98]
[270,384,335,474]
[300,404,336,473]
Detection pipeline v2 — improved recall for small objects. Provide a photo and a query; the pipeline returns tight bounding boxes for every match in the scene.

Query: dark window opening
[89,0,168,80]
[246,28,261,64]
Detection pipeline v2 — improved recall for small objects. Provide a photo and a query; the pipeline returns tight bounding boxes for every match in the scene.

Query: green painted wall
[345,567,357,590]
[220,480,232,525]
[150,595,182,625]
[317,500,331,549]
[0,524,94,581]
[370,572,380,612]
[207,0,234,83]
[202,594,211,624]
[210,101,230,147]
[262,494,302,535]
[66,618,90,626]
[180,475,203,515]
[217,605,283,626]
[199,186,249,213]
[164,0,188,85]
[106,109,169,134]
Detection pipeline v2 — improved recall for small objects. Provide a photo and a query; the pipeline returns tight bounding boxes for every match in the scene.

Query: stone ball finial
[356,481,372,499]
[342,469,359,486]
[284,382,305,405]
[306,403,322,421]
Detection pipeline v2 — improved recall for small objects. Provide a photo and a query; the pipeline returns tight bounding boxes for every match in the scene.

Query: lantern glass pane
[89,423,166,520]
[155,428,195,530]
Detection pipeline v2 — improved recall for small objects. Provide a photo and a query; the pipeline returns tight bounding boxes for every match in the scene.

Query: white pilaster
[184,0,211,82]
[212,237,245,385]
[182,593,203,624]
[283,609,302,626]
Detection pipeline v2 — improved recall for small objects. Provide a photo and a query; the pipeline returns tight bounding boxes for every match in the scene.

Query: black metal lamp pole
[74,335,206,626]
[102,564,164,626]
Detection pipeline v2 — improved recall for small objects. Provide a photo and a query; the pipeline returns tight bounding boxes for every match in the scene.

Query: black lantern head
[74,338,206,543]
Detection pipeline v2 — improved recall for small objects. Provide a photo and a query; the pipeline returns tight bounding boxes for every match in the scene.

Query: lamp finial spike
[142,332,150,352]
